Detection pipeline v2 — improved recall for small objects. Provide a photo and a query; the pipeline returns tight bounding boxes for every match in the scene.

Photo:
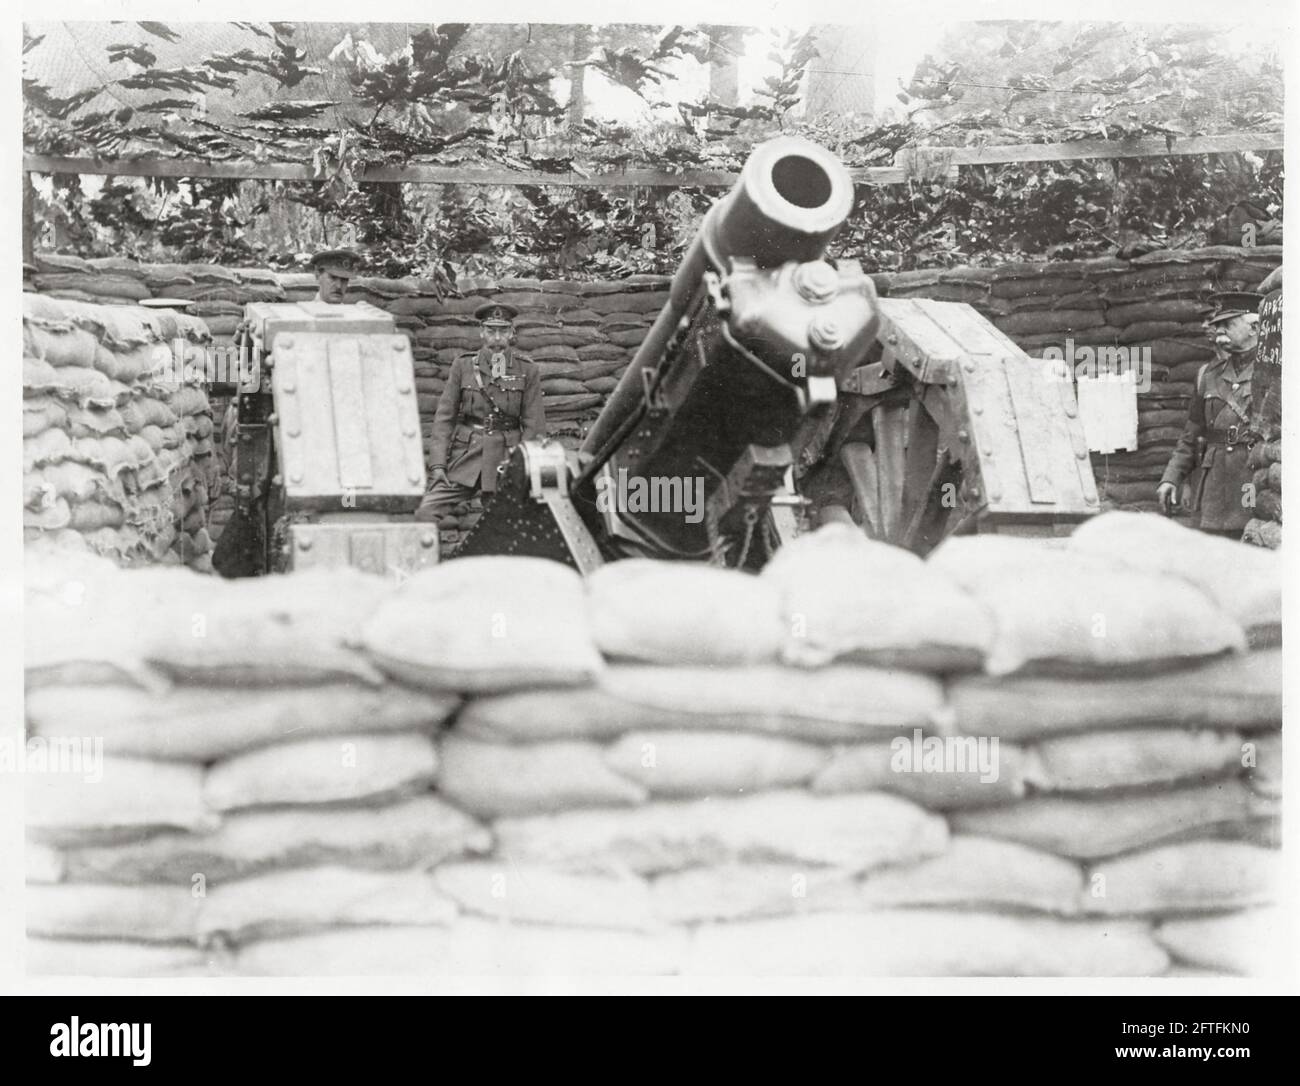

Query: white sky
[560,19,943,124]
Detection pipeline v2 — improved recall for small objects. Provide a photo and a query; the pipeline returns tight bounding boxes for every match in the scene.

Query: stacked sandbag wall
[22,291,219,570]
[23,512,1281,978]
[28,246,1282,548]
[1243,440,1282,549]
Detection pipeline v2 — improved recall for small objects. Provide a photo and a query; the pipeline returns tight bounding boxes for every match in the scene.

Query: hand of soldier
[1156,481,1179,514]
[430,466,449,488]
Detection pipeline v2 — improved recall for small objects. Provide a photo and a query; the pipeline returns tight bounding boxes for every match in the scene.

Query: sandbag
[22,427,73,472]
[168,386,209,416]
[761,525,993,670]
[65,403,127,438]
[119,396,180,433]
[650,864,861,924]
[233,920,689,977]
[25,755,214,846]
[359,557,603,693]
[603,732,828,797]
[24,357,64,396]
[434,861,656,930]
[436,734,646,817]
[459,663,947,744]
[69,434,154,476]
[927,535,1245,675]
[856,836,1084,914]
[25,939,222,978]
[1068,511,1281,646]
[67,498,125,531]
[27,884,200,943]
[26,843,65,884]
[1081,841,1277,915]
[44,366,132,408]
[94,342,166,383]
[140,566,391,686]
[1245,732,1280,799]
[30,460,116,507]
[949,649,1282,739]
[597,665,947,740]
[586,560,784,665]
[1029,728,1246,791]
[24,564,192,688]
[22,395,69,437]
[61,795,490,885]
[949,779,1277,861]
[495,790,948,876]
[684,911,1168,976]
[200,865,458,944]
[24,325,99,367]
[207,729,433,810]
[1155,907,1283,977]
[24,497,71,531]
[810,739,1031,809]
[458,686,705,744]
[28,682,459,762]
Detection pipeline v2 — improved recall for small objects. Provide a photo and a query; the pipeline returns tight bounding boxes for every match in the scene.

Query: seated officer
[309,248,362,304]
[415,302,546,523]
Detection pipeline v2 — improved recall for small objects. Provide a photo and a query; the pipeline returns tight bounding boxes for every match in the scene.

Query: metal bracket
[525,442,604,575]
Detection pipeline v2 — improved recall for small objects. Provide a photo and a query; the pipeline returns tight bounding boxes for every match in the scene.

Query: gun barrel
[580,137,855,459]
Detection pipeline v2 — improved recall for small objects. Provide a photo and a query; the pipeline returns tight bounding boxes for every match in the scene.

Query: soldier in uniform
[415,302,547,523]
[1156,290,1263,536]
[309,247,362,304]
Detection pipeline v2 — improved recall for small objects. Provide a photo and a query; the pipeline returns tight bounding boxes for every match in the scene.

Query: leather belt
[469,418,522,436]
[1205,425,1257,447]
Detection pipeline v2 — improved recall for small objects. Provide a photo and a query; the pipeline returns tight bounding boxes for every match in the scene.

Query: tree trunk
[708,25,742,106]
[23,171,36,262]
[568,25,591,132]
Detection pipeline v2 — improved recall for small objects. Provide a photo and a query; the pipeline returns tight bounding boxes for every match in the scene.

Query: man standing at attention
[1157,290,1263,536]
[415,302,546,523]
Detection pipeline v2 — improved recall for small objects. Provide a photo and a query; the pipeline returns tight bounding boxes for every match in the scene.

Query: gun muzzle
[581,137,856,459]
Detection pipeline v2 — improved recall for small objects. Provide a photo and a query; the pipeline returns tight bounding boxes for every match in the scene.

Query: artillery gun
[457,136,1100,571]
[210,300,438,578]
[212,136,1098,579]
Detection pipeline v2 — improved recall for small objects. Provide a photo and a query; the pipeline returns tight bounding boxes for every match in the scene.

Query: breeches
[414,478,479,523]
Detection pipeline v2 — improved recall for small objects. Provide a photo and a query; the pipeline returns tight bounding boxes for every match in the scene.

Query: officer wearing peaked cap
[415,301,546,524]
[309,248,363,305]
[1157,290,1264,536]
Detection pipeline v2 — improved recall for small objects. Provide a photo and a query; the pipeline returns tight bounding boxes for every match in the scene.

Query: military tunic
[1160,353,1256,533]
[429,347,546,492]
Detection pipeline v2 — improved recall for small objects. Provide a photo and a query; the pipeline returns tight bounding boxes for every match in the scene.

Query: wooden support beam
[23,130,1282,190]
[924,131,1285,167]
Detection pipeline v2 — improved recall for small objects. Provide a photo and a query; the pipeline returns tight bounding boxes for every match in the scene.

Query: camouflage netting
[22,291,219,570]
[26,244,1282,554]
[23,514,1282,978]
